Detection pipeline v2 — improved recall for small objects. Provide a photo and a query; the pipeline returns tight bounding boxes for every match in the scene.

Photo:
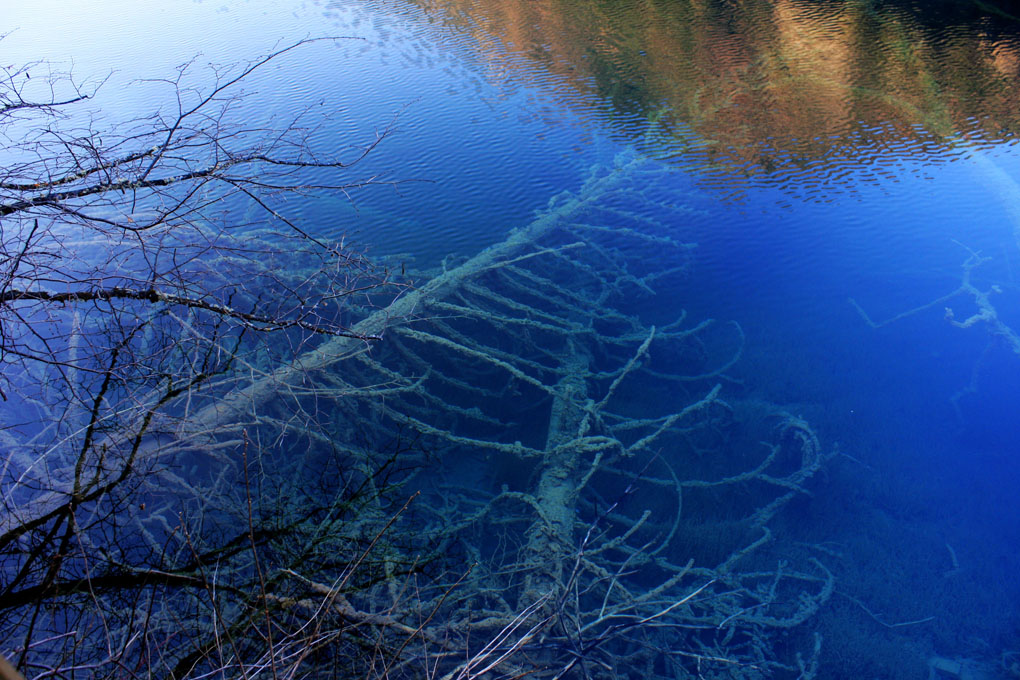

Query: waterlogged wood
[191,156,645,431]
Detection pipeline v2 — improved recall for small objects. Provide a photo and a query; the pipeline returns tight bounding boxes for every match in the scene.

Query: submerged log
[190,154,650,433]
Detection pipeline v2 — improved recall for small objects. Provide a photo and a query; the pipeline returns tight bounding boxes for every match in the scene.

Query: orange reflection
[389,0,1020,179]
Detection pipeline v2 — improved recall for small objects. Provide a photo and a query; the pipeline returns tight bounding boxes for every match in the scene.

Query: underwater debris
[183,153,836,678]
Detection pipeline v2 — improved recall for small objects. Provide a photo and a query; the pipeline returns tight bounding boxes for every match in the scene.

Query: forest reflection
[391,0,1020,190]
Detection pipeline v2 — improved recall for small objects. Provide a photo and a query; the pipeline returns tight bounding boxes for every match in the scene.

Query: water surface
[4,1,1020,677]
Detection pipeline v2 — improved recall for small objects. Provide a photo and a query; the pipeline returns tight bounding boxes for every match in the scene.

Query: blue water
[4,0,1020,677]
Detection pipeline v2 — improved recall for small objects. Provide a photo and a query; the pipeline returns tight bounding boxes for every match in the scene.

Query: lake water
[4,1,1020,678]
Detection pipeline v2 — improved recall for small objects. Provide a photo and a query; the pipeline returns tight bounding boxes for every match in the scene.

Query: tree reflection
[393,0,1020,185]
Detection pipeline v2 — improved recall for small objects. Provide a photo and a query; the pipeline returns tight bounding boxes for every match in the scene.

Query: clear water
[4,0,1020,677]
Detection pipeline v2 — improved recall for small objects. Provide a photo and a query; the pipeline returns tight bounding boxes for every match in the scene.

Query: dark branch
[1,285,381,339]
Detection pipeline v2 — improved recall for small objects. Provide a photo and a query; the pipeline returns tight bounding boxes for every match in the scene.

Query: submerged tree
[172,153,836,679]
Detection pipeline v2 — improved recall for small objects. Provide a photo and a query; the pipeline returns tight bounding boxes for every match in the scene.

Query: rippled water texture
[4,1,1020,678]
[375,0,1020,195]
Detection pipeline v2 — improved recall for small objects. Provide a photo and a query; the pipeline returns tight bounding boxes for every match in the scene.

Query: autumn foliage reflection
[404,0,1020,183]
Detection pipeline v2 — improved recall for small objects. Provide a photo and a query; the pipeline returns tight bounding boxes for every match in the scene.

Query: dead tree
[193,154,836,680]
[1,40,414,679]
